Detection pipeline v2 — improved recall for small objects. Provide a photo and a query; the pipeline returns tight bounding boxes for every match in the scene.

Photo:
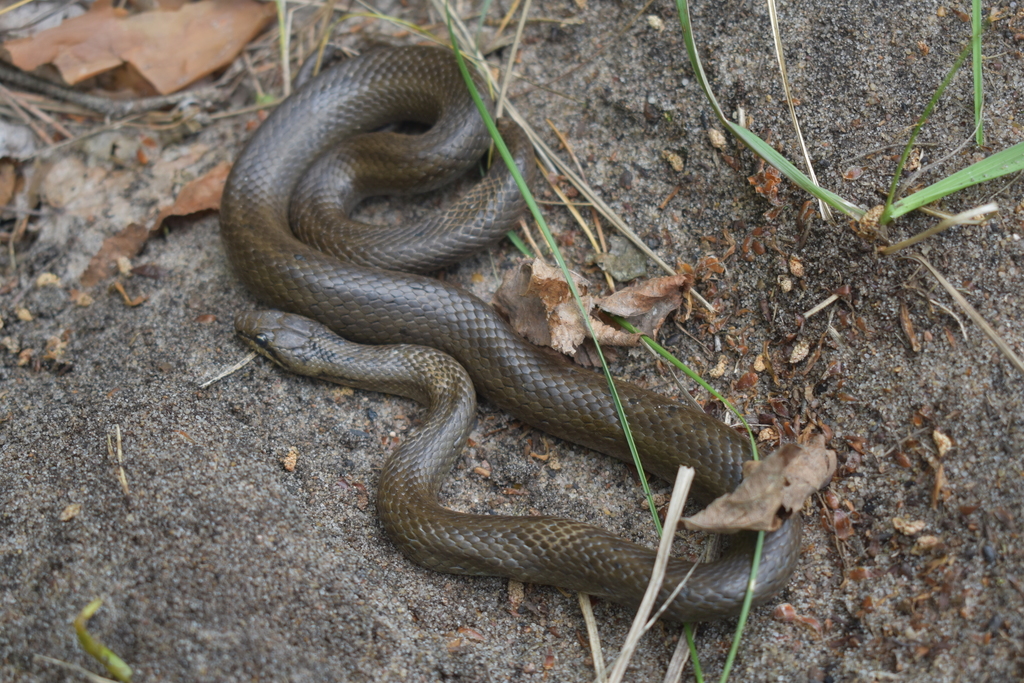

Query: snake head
[234,310,325,372]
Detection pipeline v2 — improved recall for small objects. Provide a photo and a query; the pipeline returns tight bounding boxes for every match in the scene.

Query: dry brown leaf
[492,260,553,347]
[596,272,693,338]
[892,516,926,535]
[492,259,637,357]
[152,160,231,232]
[0,160,16,207]
[59,503,82,522]
[748,163,784,207]
[3,0,274,95]
[682,435,837,533]
[80,223,149,288]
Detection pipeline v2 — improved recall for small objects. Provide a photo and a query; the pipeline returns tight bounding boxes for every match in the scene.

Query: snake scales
[220,45,800,622]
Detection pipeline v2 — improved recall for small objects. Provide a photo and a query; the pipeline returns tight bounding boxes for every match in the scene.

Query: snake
[220,45,802,622]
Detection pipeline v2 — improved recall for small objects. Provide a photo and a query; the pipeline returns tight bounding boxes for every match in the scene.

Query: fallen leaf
[0,160,16,207]
[492,259,637,357]
[152,161,231,232]
[281,446,298,472]
[595,272,693,338]
[900,301,921,352]
[4,0,275,95]
[734,371,759,391]
[833,509,854,540]
[748,163,784,206]
[457,626,486,642]
[80,223,149,288]
[682,435,837,533]
[848,567,879,581]
[60,503,82,521]
[932,430,953,458]
[892,516,926,536]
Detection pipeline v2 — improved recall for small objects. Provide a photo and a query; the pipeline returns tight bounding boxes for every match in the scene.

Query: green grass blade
[887,141,1024,220]
[474,0,494,41]
[972,0,985,146]
[730,126,864,219]
[444,5,664,536]
[684,623,705,683]
[673,0,862,220]
[74,599,133,682]
[719,531,765,683]
[881,41,972,221]
[612,317,758,460]
[504,230,534,258]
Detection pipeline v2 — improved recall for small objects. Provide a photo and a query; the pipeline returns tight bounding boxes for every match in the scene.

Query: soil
[2,1,1022,681]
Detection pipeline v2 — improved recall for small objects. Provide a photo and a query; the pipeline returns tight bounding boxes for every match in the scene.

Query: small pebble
[981,543,997,563]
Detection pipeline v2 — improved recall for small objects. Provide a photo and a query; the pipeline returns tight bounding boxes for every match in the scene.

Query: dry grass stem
[516,217,546,261]
[540,167,616,290]
[907,254,1024,375]
[661,632,694,683]
[107,425,130,497]
[546,118,588,181]
[766,0,833,222]
[198,351,259,388]
[33,655,118,683]
[493,0,530,117]
[603,466,695,683]
[490,0,525,50]
[0,83,54,145]
[578,592,606,683]
[880,203,999,255]
[803,293,839,318]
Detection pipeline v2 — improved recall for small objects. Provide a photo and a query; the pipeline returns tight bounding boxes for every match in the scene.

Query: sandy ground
[2,0,1023,681]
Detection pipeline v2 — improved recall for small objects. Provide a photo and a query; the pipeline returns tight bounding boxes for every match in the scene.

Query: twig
[0,61,223,117]
[0,82,53,144]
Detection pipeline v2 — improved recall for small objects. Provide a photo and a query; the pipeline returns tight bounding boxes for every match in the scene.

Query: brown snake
[220,45,801,622]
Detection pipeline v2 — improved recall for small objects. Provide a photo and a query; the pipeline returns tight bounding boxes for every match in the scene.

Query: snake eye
[253,333,270,349]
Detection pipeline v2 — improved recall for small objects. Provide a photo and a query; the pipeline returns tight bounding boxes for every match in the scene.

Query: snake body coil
[221,45,801,622]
